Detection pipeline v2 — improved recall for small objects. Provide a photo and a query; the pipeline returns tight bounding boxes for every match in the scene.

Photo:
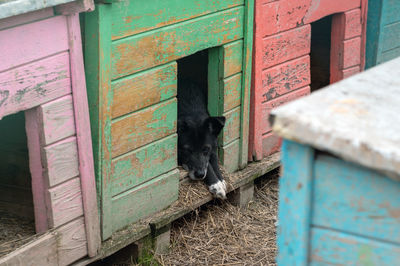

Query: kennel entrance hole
[310,15,332,92]
[177,49,209,94]
[0,111,36,258]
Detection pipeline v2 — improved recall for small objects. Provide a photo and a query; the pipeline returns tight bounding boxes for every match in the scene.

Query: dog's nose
[195,170,205,178]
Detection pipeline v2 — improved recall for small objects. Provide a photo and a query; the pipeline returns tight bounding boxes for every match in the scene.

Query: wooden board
[111,98,177,158]
[0,232,58,266]
[222,106,240,145]
[0,16,68,72]
[0,52,71,119]
[57,217,87,266]
[111,169,179,233]
[223,73,242,112]
[112,62,177,118]
[111,134,177,196]
[46,177,84,228]
[220,139,240,173]
[262,25,311,69]
[39,95,76,146]
[111,0,244,39]
[111,7,244,79]
[222,40,243,77]
[312,155,400,244]
[310,227,400,265]
[42,136,79,187]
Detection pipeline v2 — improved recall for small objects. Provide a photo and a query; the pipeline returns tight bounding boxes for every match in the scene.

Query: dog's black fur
[177,78,227,199]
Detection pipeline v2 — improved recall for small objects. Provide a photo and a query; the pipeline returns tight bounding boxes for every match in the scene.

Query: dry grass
[0,210,35,258]
[156,170,279,266]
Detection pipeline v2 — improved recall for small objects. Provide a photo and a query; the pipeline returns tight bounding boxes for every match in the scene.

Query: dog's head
[178,116,225,180]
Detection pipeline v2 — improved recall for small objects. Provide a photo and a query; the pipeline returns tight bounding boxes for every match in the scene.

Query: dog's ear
[206,116,226,136]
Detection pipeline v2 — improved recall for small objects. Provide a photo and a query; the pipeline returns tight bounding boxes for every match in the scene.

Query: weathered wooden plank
[238,0,254,168]
[0,232,58,266]
[0,16,68,72]
[303,0,361,24]
[57,217,87,266]
[379,46,400,64]
[111,98,177,158]
[312,155,400,244]
[343,9,362,40]
[222,106,240,145]
[381,22,400,52]
[83,4,114,240]
[261,86,310,134]
[112,62,177,118]
[277,140,314,266]
[223,40,243,78]
[111,0,244,39]
[111,134,177,196]
[261,56,310,102]
[111,7,244,79]
[0,52,71,119]
[66,13,100,256]
[262,25,311,69]
[46,177,83,228]
[0,8,53,31]
[220,139,240,173]
[342,37,361,69]
[42,136,79,187]
[223,73,241,112]
[39,95,76,146]
[382,0,400,26]
[341,65,360,79]
[111,169,179,233]
[262,132,282,157]
[310,227,400,265]
[25,108,49,233]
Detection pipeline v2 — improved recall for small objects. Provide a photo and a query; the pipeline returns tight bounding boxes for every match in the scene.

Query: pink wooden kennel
[0,1,100,265]
[249,0,368,160]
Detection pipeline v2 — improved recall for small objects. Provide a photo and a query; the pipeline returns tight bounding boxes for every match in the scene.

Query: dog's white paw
[209,180,227,200]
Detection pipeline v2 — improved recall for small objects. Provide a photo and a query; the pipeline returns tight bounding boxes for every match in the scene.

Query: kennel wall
[272,58,400,265]
[249,0,368,161]
[365,0,400,68]
[0,1,100,265]
[82,0,254,240]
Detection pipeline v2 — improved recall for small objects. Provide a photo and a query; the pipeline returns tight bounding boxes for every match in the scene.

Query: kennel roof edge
[271,57,400,179]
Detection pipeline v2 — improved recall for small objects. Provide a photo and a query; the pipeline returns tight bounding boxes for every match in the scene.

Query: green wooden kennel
[82,0,254,240]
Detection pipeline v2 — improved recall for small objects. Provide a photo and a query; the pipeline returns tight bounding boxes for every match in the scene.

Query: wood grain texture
[112,62,177,118]
[277,140,314,266]
[57,217,87,266]
[66,13,100,256]
[0,16,68,72]
[43,136,79,187]
[343,9,362,40]
[220,139,240,173]
[238,0,254,169]
[111,134,177,196]
[261,86,311,134]
[111,0,244,39]
[222,106,241,145]
[0,232,58,266]
[261,56,310,102]
[313,155,400,244]
[222,40,243,77]
[223,73,242,112]
[25,108,49,233]
[111,98,177,158]
[0,52,71,119]
[39,95,76,146]
[46,177,83,228]
[303,0,361,23]
[111,169,179,233]
[111,7,244,79]
[310,227,400,265]
[83,4,114,240]
[262,25,311,69]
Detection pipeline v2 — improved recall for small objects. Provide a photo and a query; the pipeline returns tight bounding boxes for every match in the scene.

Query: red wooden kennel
[249,0,368,160]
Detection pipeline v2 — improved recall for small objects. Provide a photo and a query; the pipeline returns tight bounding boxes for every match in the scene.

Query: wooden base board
[73,152,280,266]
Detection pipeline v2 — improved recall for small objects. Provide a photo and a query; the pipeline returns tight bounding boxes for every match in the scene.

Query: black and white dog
[177,78,227,199]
